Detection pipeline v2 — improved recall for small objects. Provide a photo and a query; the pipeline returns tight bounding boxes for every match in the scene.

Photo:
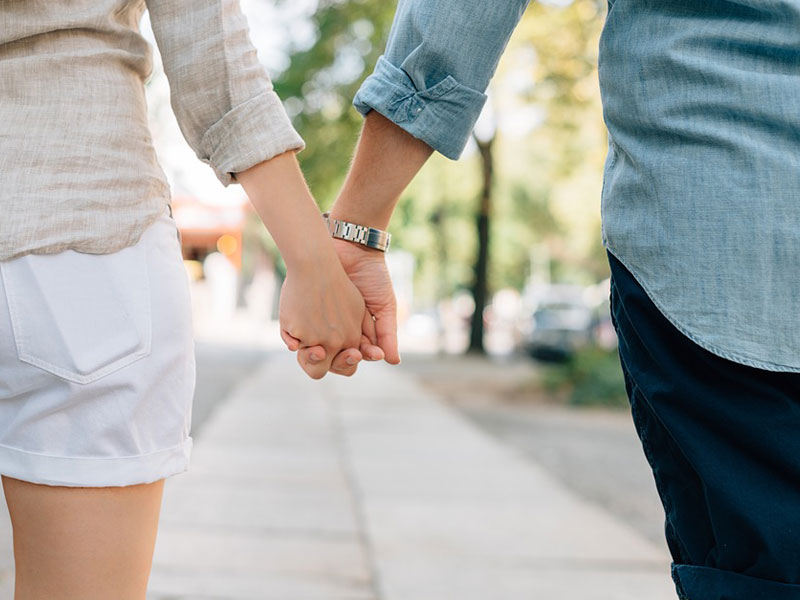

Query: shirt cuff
[353,56,488,160]
[199,90,306,186]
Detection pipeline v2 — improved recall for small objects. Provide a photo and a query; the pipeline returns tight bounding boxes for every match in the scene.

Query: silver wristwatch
[322,212,391,252]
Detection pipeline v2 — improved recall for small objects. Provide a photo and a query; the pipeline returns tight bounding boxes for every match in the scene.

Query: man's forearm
[329,112,433,229]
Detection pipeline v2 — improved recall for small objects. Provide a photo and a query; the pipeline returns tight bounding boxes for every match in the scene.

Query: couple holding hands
[244,2,531,380]
[0,0,527,596]
[6,0,800,598]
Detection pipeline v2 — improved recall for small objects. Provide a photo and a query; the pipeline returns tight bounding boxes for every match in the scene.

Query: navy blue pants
[607,249,800,600]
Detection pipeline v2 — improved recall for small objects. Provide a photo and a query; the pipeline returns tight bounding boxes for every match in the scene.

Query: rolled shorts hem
[0,436,192,487]
[673,563,800,600]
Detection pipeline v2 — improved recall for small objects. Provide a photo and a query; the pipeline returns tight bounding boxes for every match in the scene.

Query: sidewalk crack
[325,391,385,600]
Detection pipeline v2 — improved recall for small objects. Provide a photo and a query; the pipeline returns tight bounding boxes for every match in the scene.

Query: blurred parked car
[588,280,618,350]
[521,284,594,362]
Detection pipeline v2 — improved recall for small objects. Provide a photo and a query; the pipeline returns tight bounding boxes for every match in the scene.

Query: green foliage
[518,0,606,179]
[273,0,397,203]
[500,0,610,285]
[541,345,629,408]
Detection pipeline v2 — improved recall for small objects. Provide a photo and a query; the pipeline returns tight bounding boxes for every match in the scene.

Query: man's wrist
[328,200,394,232]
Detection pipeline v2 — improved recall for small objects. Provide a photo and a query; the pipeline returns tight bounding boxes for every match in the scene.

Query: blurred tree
[272,0,397,203]
[468,131,495,355]
[501,0,609,282]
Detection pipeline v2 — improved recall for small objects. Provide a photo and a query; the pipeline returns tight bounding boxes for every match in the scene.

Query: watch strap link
[322,212,391,252]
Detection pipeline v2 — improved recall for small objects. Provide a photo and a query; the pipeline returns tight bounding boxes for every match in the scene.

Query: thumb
[374,304,400,365]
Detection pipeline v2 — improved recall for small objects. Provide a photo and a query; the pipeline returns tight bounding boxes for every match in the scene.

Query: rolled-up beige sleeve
[145,0,304,186]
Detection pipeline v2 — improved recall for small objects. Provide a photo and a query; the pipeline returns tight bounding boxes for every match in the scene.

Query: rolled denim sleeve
[354,0,529,159]
[146,0,305,186]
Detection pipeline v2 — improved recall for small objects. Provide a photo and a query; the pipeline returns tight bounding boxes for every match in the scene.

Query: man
[290,1,800,597]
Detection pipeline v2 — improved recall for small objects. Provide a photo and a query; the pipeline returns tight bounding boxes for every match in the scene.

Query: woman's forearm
[236,150,340,272]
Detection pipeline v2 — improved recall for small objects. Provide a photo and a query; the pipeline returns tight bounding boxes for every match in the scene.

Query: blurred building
[172,196,254,326]
[172,196,248,276]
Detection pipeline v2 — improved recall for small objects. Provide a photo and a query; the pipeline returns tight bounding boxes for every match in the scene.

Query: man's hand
[332,238,400,364]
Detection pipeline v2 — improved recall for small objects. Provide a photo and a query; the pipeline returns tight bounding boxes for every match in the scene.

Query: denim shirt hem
[605,244,800,374]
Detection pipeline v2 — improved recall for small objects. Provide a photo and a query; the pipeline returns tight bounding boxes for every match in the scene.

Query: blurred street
[402,354,667,547]
[142,350,674,600]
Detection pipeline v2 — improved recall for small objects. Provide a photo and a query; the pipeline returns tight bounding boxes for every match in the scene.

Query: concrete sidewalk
[147,352,676,600]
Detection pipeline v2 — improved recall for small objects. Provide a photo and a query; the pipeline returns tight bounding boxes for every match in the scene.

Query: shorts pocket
[0,241,152,385]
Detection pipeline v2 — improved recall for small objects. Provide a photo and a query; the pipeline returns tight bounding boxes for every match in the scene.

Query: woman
[0,0,375,597]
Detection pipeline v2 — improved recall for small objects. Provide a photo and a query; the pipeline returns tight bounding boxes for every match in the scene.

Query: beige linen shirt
[0,0,304,260]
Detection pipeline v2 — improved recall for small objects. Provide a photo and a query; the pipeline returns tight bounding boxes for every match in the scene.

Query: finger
[360,311,383,361]
[329,348,362,377]
[280,329,302,352]
[360,334,385,361]
[361,310,379,347]
[298,345,327,363]
[297,350,328,380]
[297,346,330,380]
[331,347,362,370]
[331,363,358,377]
[375,305,401,365]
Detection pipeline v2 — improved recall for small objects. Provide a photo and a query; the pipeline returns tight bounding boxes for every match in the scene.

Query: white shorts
[0,207,195,487]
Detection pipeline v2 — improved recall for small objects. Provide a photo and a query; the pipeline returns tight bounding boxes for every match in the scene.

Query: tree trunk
[431,206,449,353]
[468,134,495,354]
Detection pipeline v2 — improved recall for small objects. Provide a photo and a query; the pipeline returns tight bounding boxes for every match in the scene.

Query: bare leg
[1,475,164,600]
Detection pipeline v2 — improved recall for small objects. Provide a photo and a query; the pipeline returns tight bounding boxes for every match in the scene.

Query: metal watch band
[321,212,391,252]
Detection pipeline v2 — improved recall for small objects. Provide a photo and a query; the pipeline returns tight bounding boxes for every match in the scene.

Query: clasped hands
[238,114,431,377]
[278,236,400,379]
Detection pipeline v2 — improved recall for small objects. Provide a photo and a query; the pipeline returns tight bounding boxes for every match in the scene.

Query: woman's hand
[235,151,374,379]
[294,234,400,370]
[279,254,378,379]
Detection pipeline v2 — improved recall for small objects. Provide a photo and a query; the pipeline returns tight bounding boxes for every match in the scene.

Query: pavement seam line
[324,387,385,600]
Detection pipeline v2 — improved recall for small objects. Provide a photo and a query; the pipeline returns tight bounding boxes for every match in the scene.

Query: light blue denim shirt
[355,0,800,373]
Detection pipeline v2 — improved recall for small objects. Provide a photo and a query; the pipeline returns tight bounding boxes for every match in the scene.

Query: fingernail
[346,356,357,366]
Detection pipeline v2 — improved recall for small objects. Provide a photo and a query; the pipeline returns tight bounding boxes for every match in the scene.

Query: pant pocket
[0,241,152,385]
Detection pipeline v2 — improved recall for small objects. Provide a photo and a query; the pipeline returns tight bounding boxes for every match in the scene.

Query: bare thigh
[1,475,164,600]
